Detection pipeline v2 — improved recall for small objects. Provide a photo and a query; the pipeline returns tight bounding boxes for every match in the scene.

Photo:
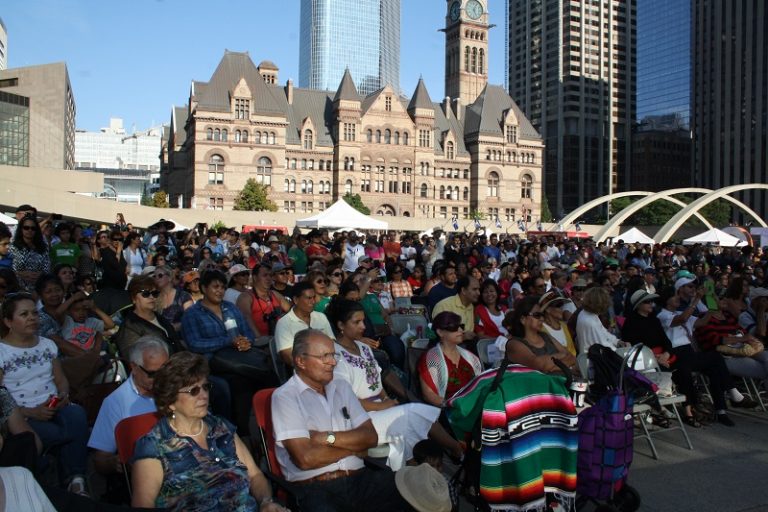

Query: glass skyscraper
[299,0,400,96]
[636,0,690,129]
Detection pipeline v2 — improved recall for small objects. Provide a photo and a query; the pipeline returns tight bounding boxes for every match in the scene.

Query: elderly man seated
[271,329,409,512]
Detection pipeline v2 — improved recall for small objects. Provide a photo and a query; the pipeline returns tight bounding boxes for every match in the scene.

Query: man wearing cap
[263,235,290,266]
[204,229,226,258]
[274,283,335,365]
[342,233,366,272]
[271,262,294,299]
[643,267,657,294]
[225,264,251,304]
[540,262,556,292]
[674,276,708,317]
[432,276,480,343]
[271,329,408,512]
[305,229,332,266]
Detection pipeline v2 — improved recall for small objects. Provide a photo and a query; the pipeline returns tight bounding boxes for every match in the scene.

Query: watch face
[466,0,483,20]
[449,1,461,21]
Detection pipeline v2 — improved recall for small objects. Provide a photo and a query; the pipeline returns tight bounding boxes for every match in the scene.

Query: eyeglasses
[138,364,159,378]
[22,225,36,231]
[527,312,544,319]
[154,273,168,279]
[302,352,341,363]
[331,272,343,277]
[112,238,123,242]
[442,323,465,332]
[178,382,213,396]
[315,279,330,285]
[138,289,161,298]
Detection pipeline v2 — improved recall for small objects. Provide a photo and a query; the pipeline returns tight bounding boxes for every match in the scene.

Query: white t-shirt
[0,337,59,408]
[343,243,366,272]
[656,308,695,348]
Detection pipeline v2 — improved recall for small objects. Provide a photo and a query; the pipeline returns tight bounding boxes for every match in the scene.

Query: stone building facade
[163,0,543,224]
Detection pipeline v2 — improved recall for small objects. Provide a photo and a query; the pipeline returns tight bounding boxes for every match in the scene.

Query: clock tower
[444,0,489,105]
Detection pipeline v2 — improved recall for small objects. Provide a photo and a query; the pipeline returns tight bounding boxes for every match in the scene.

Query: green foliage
[209,220,228,233]
[342,193,371,215]
[140,190,153,206]
[609,195,733,226]
[470,210,486,221]
[233,179,278,212]
[540,195,553,223]
[699,199,731,226]
[151,190,169,208]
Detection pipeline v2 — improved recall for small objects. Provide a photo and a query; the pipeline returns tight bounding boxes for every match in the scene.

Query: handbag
[209,346,277,385]
[716,340,764,357]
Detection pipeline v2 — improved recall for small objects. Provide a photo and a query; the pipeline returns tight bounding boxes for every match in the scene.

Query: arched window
[269,132,276,144]
[464,46,470,71]
[289,179,296,193]
[446,141,454,159]
[439,185,446,200]
[344,157,350,170]
[206,128,213,140]
[463,187,469,201]
[255,131,261,144]
[301,180,307,193]
[487,171,499,197]
[376,130,382,143]
[394,131,400,145]
[235,130,242,143]
[304,129,313,150]
[344,180,353,194]
[307,180,314,193]
[384,129,391,144]
[242,130,248,143]
[283,179,290,192]
[454,186,460,201]
[349,157,355,170]
[301,159,307,170]
[420,183,428,198]
[208,154,224,184]
[479,49,485,74]
[521,174,533,199]
[403,132,409,145]
[214,129,221,141]
[471,47,477,73]
[221,129,228,142]
[257,157,272,185]
[367,129,373,143]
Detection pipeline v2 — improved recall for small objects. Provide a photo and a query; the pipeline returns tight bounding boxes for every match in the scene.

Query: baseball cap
[227,264,249,284]
[674,277,696,290]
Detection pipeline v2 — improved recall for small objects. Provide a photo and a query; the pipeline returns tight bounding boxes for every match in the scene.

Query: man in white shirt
[274,282,335,365]
[342,233,366,272]
[271,329,408,512]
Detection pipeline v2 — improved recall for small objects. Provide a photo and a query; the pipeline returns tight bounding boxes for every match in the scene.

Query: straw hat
[395,464,451,512]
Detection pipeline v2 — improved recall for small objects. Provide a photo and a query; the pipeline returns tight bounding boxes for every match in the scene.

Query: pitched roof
[464,85,541,139]
[432,103,468,156]
[172,105,188,142]
[333,68,360,102]
[408,78,433,111]
[194,51,283,115]
[269,85,336,148]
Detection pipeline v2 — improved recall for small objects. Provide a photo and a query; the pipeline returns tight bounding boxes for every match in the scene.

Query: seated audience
[274,282,335,366]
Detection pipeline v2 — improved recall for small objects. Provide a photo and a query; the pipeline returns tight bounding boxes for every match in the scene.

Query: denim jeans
[723,350,768,389]
[28,403,89,480]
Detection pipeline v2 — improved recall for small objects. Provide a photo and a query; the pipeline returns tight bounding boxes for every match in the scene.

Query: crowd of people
[0,202,766,511]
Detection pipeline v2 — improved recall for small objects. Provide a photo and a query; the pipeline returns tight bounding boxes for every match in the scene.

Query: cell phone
[46,395,61,409]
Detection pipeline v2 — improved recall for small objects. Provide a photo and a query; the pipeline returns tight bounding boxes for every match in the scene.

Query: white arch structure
[654,184,768,243]
[559,190,712,232]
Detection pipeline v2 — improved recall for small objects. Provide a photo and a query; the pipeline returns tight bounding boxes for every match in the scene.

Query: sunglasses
[138,364,159,378]
[22,225,37,231]
[138,289,161,298]
[112,238,123,242]
[527,312,544,319]
[315,279,330,285]
[331,272,343,277]
[178,382,213,396]
[442,323,465,332]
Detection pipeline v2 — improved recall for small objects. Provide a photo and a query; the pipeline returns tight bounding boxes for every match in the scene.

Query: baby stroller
[574,344,649,512]
[447,360,580,512]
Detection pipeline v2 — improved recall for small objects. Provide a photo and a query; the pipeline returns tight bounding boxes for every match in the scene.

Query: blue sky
[3,0,506,132]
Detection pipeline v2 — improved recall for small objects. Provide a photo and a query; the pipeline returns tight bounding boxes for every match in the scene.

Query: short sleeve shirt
[0,338,59,408]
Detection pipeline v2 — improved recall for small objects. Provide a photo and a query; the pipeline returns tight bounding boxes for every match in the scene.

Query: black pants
[292,468,409,512]
[672,344,733,410]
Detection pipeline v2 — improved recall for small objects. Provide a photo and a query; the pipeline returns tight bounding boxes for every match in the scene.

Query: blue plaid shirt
[181,300,255,355]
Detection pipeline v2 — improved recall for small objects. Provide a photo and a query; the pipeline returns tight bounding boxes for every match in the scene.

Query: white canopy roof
[0,212,18,226]
[296,199,388,230]
[683,228,745,247]
[166,219,190,233]
[618,227,655,245]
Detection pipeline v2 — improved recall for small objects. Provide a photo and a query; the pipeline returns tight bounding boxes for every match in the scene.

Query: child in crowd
[61,295,115,359]
[0,223,12,269]
[412,439,458,512]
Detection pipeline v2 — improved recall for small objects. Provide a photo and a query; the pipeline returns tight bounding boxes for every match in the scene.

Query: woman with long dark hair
[10,215,50,292]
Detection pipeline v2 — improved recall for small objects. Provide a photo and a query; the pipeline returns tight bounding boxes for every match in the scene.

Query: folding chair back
[252,388,282,477]
[407,346,427,396]
[114,411,161,496]
[390,314,428,336]
[268,337,289,384]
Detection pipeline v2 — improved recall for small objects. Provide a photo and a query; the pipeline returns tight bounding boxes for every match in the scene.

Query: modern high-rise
[507,0,636,219]
[75,118,163,203]
[299,0,400,96]
[636,0,690,129]
[0,17,7,70]
[692,0,768,217]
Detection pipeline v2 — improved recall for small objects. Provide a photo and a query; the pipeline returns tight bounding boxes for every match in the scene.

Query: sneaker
[731,396,758,409]
[67,476,90,497]
[717,413,735,427]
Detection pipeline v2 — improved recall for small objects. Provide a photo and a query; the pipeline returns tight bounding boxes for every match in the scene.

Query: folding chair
[406,346,428,396]
[268,336,289,384]
[252,388,297,506]
[389,313,428,337]
[114,411,161,495]
[476,338,503,369]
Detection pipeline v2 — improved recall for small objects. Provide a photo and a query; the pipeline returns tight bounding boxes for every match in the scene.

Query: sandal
[650,413,671,428]
[683,415,702,428]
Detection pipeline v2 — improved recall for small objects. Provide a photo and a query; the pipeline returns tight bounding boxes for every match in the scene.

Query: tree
[233,179,278,212]
[342,193,370,215]
[151,190,169,208]
[540,195,553,223]
[470,210,486,221]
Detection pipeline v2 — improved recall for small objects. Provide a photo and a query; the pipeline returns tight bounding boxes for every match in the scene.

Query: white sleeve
[273,317,293,353]
[272,388,310,443]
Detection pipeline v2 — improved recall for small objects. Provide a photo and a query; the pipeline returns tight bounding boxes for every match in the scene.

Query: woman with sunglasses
[504,296,577,376]
[326,298,462,470]
[112,275,180,357]
[131,352,284,512]
[325,265,344,297]
[304,270,331,313]
[92,229,127,291]
[10,215,50,292]
[0,293,90,496]
[417,312,483,408]
[155,265,193,335]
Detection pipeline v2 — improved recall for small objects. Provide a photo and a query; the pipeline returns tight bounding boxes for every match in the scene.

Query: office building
[507,0,636,218]
[299,0,400,96]
[75,118,163,203]
[0,90,29,166]
[164,42,542,220]
[0,18,7,70]
[0,62,75,170]
[693,0,768,217]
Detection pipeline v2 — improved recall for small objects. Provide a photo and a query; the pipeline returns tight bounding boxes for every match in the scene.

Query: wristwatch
[325,431,336,446]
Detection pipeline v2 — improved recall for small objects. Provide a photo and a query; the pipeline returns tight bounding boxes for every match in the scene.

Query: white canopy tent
[618,227,655,245]
[296,199,388,230]
[0,212,18,226]
[166,219,190,233]
[682,228,745,247]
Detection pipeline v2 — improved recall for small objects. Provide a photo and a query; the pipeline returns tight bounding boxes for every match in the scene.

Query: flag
[575,221,582,232]
[474,218,482,230]
[537,219,543,231]
[452,216,459,230]
[495,216,502,229]
[518,219,525,232]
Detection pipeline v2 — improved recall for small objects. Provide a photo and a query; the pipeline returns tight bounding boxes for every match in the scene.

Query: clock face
[466,0,483,20]
[449,1,461,21]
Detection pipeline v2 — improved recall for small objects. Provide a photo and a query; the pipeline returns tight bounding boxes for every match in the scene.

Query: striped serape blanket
[448,365,578,512]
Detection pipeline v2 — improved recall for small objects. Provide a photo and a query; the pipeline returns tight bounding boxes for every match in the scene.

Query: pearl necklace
[171,418,204,437]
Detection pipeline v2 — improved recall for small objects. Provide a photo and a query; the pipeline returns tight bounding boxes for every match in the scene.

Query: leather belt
[294,468,363,484]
